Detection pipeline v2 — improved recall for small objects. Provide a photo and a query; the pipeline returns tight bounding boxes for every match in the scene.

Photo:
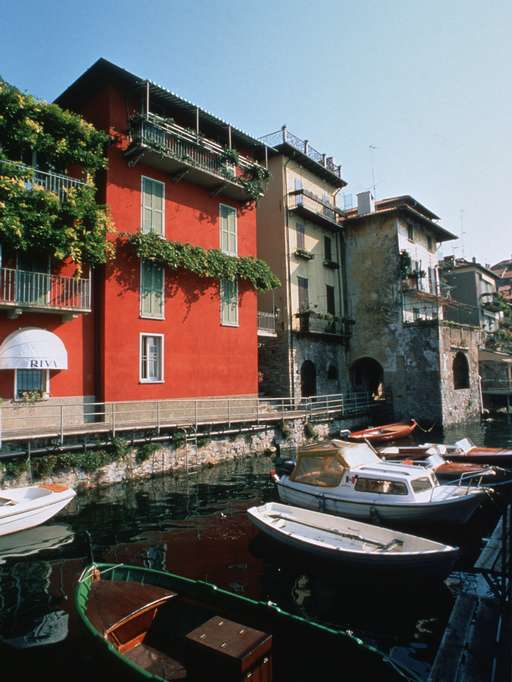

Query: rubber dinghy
[247,502,459,581]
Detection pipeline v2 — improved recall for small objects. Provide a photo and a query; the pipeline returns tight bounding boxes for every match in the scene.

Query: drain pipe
[283,155,295,399]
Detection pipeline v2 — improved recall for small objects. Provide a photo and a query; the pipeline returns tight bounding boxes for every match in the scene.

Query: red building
[0,59,271,406]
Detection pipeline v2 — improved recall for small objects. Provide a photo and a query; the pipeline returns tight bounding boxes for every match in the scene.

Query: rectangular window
[407,224,414,242]
[326,285,336,315]
[141,177,164,235]
[297,276,309,311]
[220,204,237,256]
[140,334,163,382]
[427,236,433,252]
[15,369,47,399]
[294,177,303,205]
[324,236,332,261]
[140,260,164,319]
[296,223,305,250]
[220,278,239,326]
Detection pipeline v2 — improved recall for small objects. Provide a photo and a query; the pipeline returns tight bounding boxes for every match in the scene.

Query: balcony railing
[127,114,266,200]
[293,311,344,336]
[257,311,277,336]
[0,160,87,200]
[481,379,512,395]
[259,127,343,181]
[288,189,343,229]
[0,268,91,313]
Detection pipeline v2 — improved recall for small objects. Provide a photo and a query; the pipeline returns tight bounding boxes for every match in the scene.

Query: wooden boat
[76,563,411,681]
[0,484,75,537]
[437,438,512,466]
[273,439,490,525]
[378,447,512,486]
[348,420,417,443]
[247,502,459,580]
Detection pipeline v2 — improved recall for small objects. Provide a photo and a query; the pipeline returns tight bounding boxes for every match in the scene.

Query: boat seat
[125,642,187,680]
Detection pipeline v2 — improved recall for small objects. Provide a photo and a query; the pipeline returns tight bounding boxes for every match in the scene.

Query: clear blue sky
[1,0,510,267]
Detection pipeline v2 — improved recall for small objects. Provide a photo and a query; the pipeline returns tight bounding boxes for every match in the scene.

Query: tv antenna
[369,145,378,196]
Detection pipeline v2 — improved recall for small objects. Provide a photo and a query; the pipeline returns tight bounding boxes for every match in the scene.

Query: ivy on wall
[125,231,281,291]
[0,78,114,270]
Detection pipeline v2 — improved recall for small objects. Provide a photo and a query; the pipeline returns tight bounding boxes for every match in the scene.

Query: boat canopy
[290,440,381,487]
[0,327,68,370]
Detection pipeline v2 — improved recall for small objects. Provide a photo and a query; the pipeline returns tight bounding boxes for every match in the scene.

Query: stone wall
[0,414,368,490]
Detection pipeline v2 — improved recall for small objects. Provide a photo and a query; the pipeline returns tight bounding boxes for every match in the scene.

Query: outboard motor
[339,429,351,440]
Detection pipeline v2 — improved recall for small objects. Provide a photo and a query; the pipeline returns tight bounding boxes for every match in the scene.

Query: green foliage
[136,441,160,464]
[125,232,280,292]
[0,78,109,174]
[220,147,240,165]
[239,164,271,201]
[196,436,211,448]
[2,456,28,479]
[30,455,56,480]
[173,430,187,448]
[0,78,114,271]
[109,437,130,461]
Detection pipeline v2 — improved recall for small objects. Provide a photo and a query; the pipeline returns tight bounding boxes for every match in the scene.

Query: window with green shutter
[220,204,237,255]
[140,260,164,319]
[220,278,239,326]
[141,176,165,235]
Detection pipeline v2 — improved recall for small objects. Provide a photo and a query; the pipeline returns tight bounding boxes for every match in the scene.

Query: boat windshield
[290,453,345,487]
[411,477,433,493]
[354,478,408,495]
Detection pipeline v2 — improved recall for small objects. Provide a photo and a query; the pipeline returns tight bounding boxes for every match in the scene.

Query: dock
[429,507,512,681]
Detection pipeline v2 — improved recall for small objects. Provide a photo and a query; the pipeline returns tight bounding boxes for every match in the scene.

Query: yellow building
[257,126,347,398]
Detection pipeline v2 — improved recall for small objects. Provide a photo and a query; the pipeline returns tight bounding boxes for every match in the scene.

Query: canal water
[0,416,511,681]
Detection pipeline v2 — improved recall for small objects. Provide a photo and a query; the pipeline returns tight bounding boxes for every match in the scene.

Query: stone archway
[453,351,470,389]
[350,357,384,397]
[301,360,317,397]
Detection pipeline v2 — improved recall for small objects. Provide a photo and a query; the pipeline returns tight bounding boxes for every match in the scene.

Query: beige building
[257,126,347,398]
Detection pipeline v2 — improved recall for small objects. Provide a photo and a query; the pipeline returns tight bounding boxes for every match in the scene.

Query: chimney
[357,191,375,215]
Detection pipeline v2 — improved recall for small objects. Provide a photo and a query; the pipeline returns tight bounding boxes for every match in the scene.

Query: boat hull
[0,488,75,537]
[445,449,512,466]
[248,506,458,580]
[276,480,486,525]
[349,421,417,443]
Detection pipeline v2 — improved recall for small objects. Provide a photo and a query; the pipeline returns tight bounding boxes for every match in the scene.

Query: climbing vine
[124,232,280,291]
[0,78,114,271]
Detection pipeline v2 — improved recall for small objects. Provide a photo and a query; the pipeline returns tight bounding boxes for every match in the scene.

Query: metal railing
[257,311,277,335]
[0,160,87,200]
[259,127,342,180]
[129,114,262,183]
[288,189,343,227]
[292,311,344,336]
[0,267,91,312]
[0,391,379,445]
[481,379,512,394]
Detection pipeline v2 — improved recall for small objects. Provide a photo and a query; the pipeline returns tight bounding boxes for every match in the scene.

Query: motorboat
[431,438,512,466]
[75,563,410,681]
[347,420,417,443]
[0,484,76,536]
[247,502,459,581]
[272,439,490,525]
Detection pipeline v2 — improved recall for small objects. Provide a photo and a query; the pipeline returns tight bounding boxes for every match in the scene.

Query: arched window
[453,352,470,389]
[301,360,317,397]
[349,357,384,396]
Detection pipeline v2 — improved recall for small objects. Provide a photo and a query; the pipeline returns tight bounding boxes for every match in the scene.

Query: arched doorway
[301,360,317,397]
[453,352,470,389]
[350,357,384,397]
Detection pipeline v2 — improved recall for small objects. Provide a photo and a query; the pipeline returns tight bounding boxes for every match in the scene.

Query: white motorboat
[247,502,459,580]
[0,484,76,537]
[273,440,490,525]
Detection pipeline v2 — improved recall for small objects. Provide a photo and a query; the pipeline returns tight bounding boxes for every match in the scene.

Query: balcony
[293,310,344,338]
[481,379,512,395]
[0,268,91,317]
[260,127,345,187]
[0,160,87,200]
[125,114,267,201]
[257,311,277,337]
[288,189,344,230]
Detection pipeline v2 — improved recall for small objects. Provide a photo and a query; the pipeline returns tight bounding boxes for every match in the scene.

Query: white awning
[0,328,68,370]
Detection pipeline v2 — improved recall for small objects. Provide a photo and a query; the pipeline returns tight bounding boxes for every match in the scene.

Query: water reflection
[0,426,509,680]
